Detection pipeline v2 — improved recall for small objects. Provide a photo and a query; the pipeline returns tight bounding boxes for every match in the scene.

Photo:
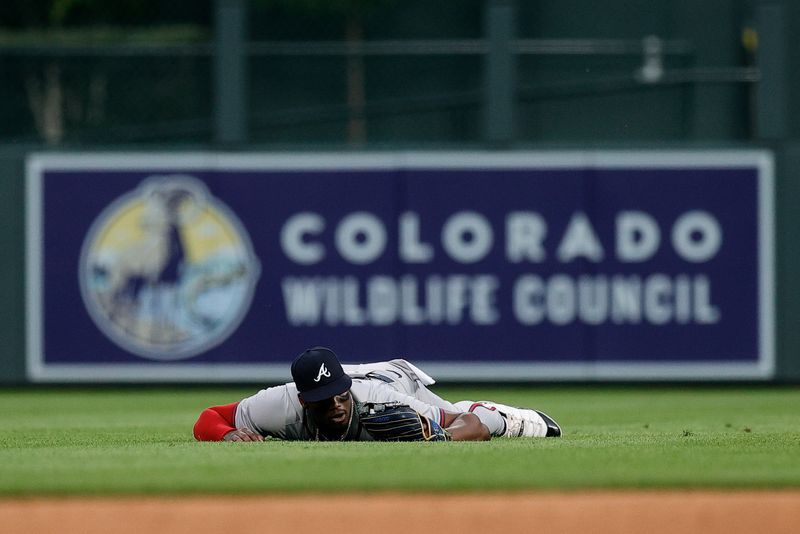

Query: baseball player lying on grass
[194,347,561,442]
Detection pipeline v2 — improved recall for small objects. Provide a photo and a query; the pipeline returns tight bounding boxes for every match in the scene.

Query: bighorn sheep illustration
[92,176,206,341]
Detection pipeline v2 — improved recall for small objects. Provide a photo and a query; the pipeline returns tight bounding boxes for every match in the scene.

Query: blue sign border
[26,151,775,382]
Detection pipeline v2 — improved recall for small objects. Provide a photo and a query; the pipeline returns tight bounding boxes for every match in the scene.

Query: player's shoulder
[351,377,405,404]
[235,382,305,438]
[240,382,300,410]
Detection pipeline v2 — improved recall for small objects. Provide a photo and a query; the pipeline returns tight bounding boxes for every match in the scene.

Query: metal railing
[0,36,760,145]
[2,37,693,57]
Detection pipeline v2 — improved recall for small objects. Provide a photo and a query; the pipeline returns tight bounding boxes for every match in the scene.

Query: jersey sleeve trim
[193,402,240,441]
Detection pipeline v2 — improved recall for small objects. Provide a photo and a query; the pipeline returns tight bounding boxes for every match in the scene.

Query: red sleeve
[193,402,240,441]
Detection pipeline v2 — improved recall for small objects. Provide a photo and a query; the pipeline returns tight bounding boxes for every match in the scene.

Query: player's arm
[366,382,490,441]
[194,402,240,441]
[194,402,265,442]
[441,411,490,441]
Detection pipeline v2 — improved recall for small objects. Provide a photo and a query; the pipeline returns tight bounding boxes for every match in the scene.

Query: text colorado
[279,210,722,326]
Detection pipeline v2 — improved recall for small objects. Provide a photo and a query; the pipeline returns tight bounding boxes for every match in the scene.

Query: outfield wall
[1,147,797,384]
[0,154,26,383]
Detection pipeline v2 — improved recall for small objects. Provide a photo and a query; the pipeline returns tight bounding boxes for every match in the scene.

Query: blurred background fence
[2,0,800,383]
[1,0,791,147]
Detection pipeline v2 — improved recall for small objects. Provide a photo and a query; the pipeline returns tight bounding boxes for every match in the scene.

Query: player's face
[304,390,353,432]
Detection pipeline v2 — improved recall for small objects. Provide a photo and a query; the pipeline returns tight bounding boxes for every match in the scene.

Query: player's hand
[223,429,264,442]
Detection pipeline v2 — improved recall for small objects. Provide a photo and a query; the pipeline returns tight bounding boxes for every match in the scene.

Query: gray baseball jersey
[235,359,459,441]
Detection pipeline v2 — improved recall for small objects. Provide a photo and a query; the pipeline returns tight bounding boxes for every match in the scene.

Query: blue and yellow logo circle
[79,175,260,360]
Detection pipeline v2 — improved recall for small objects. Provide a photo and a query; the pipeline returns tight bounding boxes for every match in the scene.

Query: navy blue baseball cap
[291,347,352,402]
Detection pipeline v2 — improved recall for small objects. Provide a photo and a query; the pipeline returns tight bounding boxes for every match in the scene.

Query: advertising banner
[26,152,774,381]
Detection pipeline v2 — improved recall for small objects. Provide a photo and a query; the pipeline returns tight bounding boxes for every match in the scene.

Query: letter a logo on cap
[291,347,352,402]
[314,363,331,382]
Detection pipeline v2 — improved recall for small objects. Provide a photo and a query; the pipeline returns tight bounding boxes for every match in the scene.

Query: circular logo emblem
[79,175,260,360]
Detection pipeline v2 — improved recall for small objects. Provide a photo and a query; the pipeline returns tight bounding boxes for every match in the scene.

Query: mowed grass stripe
[0,387,798,495]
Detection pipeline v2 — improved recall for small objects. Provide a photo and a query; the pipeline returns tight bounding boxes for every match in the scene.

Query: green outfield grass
[0,386,798,495]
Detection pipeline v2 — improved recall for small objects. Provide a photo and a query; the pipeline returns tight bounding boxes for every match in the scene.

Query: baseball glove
[358,402,451,442]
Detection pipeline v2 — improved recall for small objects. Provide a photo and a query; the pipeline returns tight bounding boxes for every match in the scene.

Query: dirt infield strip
[2,491,799,534]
